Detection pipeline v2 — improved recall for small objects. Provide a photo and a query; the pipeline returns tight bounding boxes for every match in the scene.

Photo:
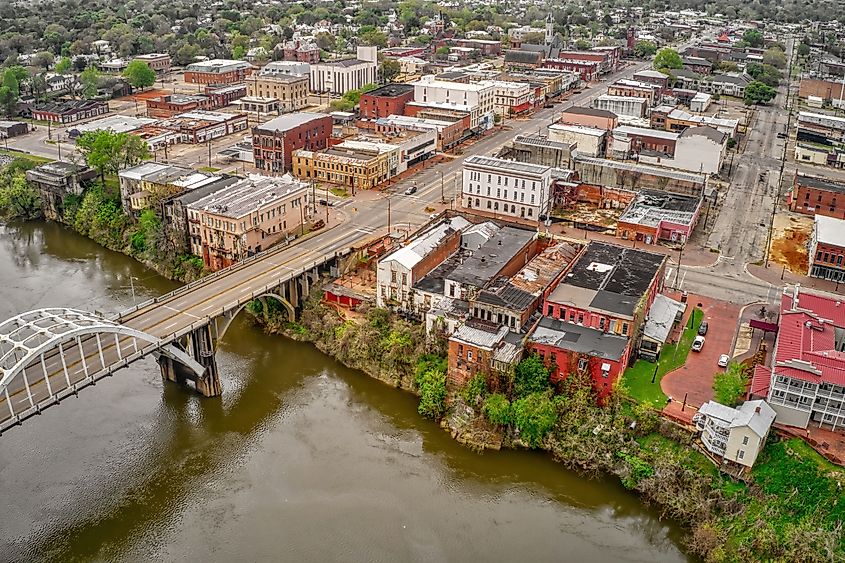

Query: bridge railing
[156,249,352,345]
[115,241,339,322]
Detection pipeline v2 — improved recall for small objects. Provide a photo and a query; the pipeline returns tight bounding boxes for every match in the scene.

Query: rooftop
[642,293,686,345]
[618,189,701,228]
[614,125,680,141]
[563,106,618,119]
[549,123,608,137]
[633,69,669,79]
[362,83,415,98]
[574,154,708,184]
[547,241,665,319]
[815,215,845,248]
[463,155,551,176]
[451,321,509,350]
[698,400,776,438]
[119,162,190,181]
[412,76,494,92]
[382,216,472,270]
[681,125,727,143]
[186,59,252,72]
[315,58,373,68]
[188,173,308,219]
[447,226,536,288]
[67,115,155,135]
[529,316,629,361]
[257,112,329,132]
[797,173,845,194]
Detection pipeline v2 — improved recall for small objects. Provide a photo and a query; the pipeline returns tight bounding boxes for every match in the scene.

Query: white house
[548,123,607,157]
[593,94,648,118]
[461,155,553,220]
[694,400,776,468]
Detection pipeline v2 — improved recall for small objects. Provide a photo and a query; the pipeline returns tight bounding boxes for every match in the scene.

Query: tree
[522,31,546,45]
[511,392,557,447]
[0,86,17,117]
[513,354,550,398]
[0,173,41,219]
[797,43,811,57]
[435,45,450,59]
[414,356,447,419]
[232,45,246,60]
[653,47,682,71]
[76,130,150,180]
[746,63,781,87]
[762,47,787,69]
[744,81,777,105]
[712,363,749,406]
[634,40,657,58]
[381,59,401,81]
[315,32,335,52]
[743,29,763,48]
[122,60,156,89]
[483,393,511,425]
[80,67,99,99]
[360,30,387,48]
[31,51,54,70]
[54,56,72,74]
[574,39,592,51]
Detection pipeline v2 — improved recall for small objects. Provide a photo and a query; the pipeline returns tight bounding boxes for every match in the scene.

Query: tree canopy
[122,60,156,89]
[76,130,150,179]
[653,48,683,71]
[744,81,777,105]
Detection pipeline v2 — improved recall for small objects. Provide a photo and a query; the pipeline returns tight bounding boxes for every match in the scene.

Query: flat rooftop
[363,83,414,98]
[548,241,665,319]
[797,173,845,194]
[257,112,329,132]
[189,173,308,219]
[463,155,551,176]
[814,215,845,248]
[447,226,536,288]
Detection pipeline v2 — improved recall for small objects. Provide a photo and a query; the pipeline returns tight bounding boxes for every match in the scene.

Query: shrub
[416,366,447,419]
[713,363,749,406]
[511,392,557,447]
[462,373,487,407]
[483,393,511,426]
[513,354,550,398]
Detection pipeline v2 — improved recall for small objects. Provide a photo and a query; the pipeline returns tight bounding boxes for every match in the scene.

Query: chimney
[755,406,761,414]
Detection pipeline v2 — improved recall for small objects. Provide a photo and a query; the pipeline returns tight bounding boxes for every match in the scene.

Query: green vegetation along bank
[253,293,844,563]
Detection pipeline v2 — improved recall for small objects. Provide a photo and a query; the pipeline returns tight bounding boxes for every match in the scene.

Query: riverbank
[253,293,845,563]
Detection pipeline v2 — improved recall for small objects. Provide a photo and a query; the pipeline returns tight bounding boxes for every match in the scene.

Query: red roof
[751,365,772,397]
[772,289,845,386]
[717,33,730,42]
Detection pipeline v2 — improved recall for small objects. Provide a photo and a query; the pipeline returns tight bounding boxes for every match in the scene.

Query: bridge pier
[186,324,221,397]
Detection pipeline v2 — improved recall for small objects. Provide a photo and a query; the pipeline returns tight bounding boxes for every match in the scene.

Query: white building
[592,94,648,118]
[462,155,552,220]
[548,123,607,157]
[309,46,378,95]
[411,75,495,131]
[481,80,533,117]
[376,216,471,310]
[689,92,712,112]
[694,400,776,468]
[259,60,311,77]
[641,125,727,175]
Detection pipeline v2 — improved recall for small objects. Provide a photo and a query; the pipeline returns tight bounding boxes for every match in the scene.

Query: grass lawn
[622,307,704,407]
[330,187,349,198]
[784,437,845,476]
[198,166,221,173]
[0,149,53,164]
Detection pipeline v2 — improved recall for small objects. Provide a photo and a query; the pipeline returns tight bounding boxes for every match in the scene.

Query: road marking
[161,321,180,332]
[163,305,200,320]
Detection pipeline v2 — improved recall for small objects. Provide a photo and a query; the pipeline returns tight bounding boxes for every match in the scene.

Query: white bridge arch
[0,308,205,429]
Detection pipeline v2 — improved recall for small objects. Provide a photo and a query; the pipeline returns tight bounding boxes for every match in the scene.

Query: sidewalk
[746,263,843,295]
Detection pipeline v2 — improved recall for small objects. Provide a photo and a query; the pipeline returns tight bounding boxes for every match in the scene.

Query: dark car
[318,199,333,207]
[698,321,708,336]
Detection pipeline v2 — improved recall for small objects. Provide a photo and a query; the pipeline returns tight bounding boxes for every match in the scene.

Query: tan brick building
[246,74,309,113]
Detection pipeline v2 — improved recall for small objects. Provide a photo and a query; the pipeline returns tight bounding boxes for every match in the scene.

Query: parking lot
[660,293,741,418]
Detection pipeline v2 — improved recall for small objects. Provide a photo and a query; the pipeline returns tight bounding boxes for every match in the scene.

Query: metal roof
[463,155,551,176]
[815,215,845,248]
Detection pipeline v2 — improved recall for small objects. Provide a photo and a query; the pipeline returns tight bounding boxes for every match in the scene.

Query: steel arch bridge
[0,308,204,431]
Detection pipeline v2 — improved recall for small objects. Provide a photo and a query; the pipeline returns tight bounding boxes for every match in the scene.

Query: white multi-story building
[461,155,552,220]
[694,400,776,468]
[309,46,378,95]
[548,123,607,157]
[411,75,495,131]
[480,80,533,117]
[592,94,648,118]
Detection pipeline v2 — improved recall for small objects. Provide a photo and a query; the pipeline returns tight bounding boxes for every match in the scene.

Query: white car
[691,336,705,352]
[718,354,730,368]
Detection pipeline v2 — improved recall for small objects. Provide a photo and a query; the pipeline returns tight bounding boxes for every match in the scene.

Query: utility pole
[57,134,62,162]
[387,196,391,235]
[674,246,683,288]
[207,139,212,167]
[440,170,445,203]
[325,183,329,225]
[299,198,305,235]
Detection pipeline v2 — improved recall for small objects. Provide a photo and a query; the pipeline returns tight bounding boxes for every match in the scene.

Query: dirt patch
[116,89,172,102]
[769,213,812,273]
[553,202,621,228]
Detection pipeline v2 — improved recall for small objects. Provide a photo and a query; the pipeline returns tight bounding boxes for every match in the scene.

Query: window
[578,358,588,371]
[391,271,396,283]
[467,350,473,361]
[622,323,629,336]
[599,317,605,330]
[738,450,745,460]
[547,304,554,316]
[402,273,407,286]
[742,436,749,445]
[577,313,584,324]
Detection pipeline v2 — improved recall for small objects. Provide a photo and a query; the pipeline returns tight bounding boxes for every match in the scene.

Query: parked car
[318,199,333,207]
[404,185,417,195]
[698,321,708,336]
[692,336,705,352]
[718,354,730,368]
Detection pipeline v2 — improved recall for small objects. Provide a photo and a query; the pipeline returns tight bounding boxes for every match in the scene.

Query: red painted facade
[359,85,415,120]
[788,175,845,220]
[529,340,629,401]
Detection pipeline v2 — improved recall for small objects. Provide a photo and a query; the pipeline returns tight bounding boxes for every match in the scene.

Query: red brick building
[146,94,212,118]
[789,173,845,219]
[809,215,845,282]
[31,100,109,124]
[252,112,332,174]
[204,84,247,107]
[447,322,521,389]
[184,59,253,85]
[133,53,172,74]
[359,83,415,120]
[542,59,600,82]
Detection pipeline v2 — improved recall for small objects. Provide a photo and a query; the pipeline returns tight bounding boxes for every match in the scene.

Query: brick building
[789,173,845,219]
[359,83,415,120]
[31,100,108,124]
[184,59,253,85]
[559,106,618,130]
[252,112,333,174]
[246,74,309,113]
[616,189,702,246]
[542,59,600,82]
[156,110,248,144]
[133,53,171,74]
[146,94,212,118]
[205,84,247,107]
[809,215,845,282]
[447,322,521,388]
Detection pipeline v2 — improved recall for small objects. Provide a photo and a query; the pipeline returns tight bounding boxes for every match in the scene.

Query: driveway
[660,293,741,421]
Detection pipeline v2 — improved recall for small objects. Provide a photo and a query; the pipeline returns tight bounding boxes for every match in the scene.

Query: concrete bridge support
[159,324,221,397]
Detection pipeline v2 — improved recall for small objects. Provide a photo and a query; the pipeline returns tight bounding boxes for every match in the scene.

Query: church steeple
[545,13,554,46]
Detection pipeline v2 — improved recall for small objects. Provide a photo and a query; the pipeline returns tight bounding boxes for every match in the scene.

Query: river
[0,221,692,562]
